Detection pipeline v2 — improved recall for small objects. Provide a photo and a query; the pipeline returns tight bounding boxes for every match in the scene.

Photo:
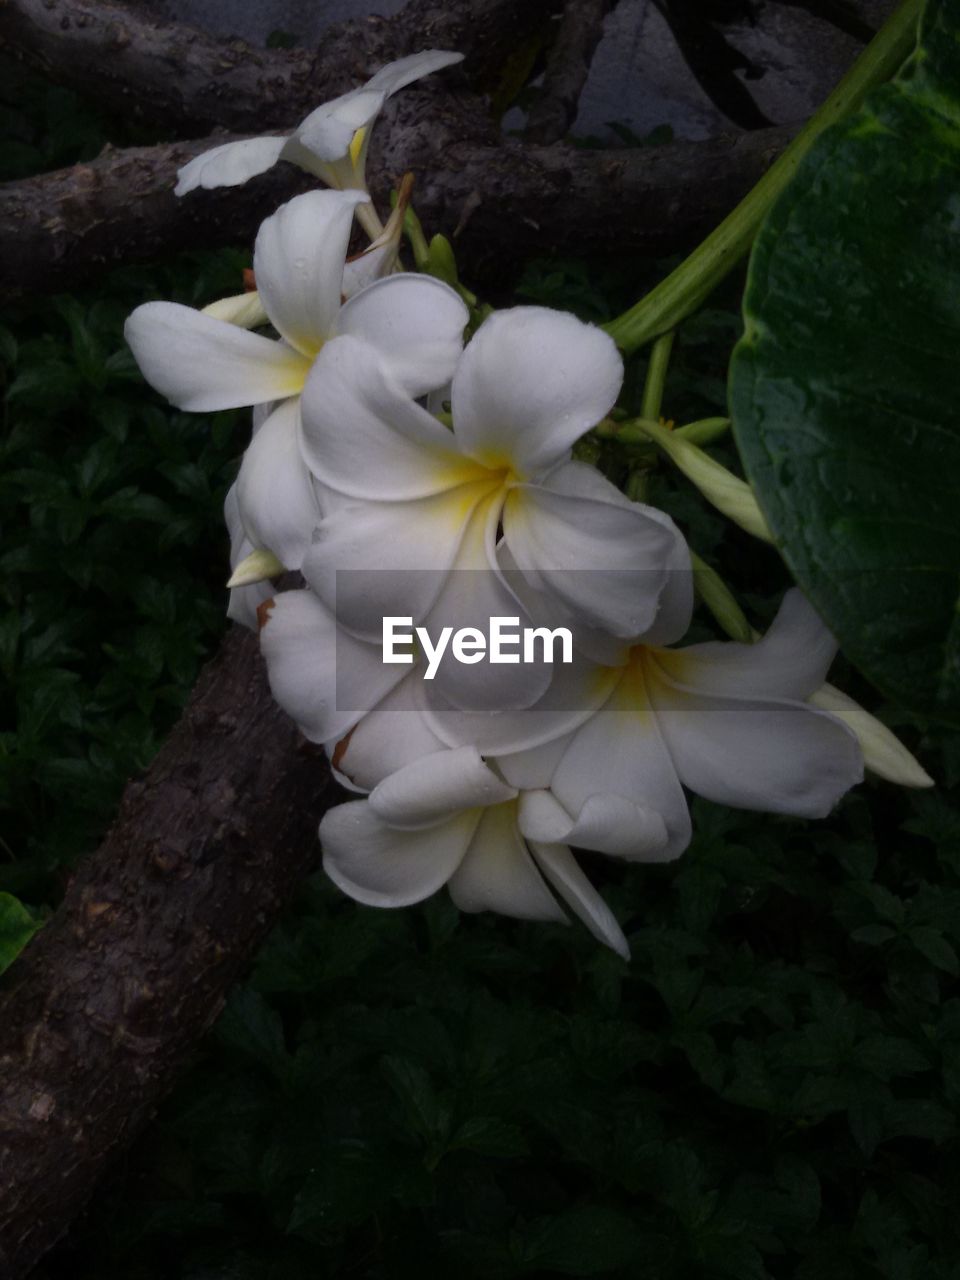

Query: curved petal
[202,291,269,329]
[654,589,837,700]
[299,335,483,499]
[253,189,369,357]
[259,589,405,744]
[451,307,623,478]
[423,494,554,713]
[341,240,399,299]
[175,135,288,195]
[518,789,668,859]
[646,654,864,818]
[125,302,309,411]
[536,460,693,646]
[368,746,516,831]
[810,683,933,788]
[224,484,273,631]
[321,800,478,907]
[421,651,617,757]
[330,673,447,793]
[549,661,692,861]
[529,842,630,959]
[234,399,320,570]
[365,50,464,97]
[336,274,468,397]
[502,477,675,639]
[292,88,385,164]
[447,803,568,923]
[301,478,497,640]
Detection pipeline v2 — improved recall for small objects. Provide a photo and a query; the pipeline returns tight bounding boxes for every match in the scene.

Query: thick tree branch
[0,0,558,133]
[525,0,619,145]
[0,123,796,296]
[0,624,338,1278]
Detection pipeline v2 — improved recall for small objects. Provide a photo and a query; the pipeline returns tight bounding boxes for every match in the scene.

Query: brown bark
[0,123,796,296]
[0,624,339,1278]
[0,0,558,133]
[524,0,619,145]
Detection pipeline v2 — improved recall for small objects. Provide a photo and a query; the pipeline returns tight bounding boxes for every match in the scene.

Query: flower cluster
[126,53,931,959]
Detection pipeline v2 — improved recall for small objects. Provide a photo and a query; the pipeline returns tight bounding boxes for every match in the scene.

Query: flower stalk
[602,0,923,353]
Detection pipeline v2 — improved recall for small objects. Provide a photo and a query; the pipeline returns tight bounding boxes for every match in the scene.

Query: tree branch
[0,0,558,133]
[524,0,619,145]
[0,123,796,296]
[0,624,338,1278]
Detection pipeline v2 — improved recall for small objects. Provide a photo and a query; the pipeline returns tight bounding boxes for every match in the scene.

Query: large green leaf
[730,0,960,725]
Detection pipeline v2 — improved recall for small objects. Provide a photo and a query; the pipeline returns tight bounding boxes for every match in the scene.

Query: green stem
[402,204,430,270]
[603,0,922,353]
[640,331,675,421]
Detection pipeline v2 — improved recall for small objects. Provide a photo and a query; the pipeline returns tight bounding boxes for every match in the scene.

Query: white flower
[296,306,691,707]
[319,746,631,959]
[505,590,865,862]
[125,189,468,571]
[174,50,463,238]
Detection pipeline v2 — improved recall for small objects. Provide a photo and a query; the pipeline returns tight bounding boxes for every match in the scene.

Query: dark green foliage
[48,744,960,1278]
[0,255,248,899]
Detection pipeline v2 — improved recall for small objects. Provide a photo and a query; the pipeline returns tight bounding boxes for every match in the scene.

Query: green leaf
[517,1206,645,1275]
[447,1116,529,1158]
[730,0,960,724]
[909,925,959,975]
[0,892,41,973]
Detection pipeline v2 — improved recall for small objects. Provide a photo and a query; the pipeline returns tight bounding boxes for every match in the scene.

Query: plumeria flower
[199,171,416,335]
[174,50,463,239]
[297,306,691,705]
[320,746,632,958]
[495,591,879,862]
[125,188,468,572]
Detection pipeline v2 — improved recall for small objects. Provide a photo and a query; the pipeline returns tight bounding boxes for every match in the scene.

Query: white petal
[365,50,464,97]
[549,663,692,861]
[341,241,398,299]
[329,674,447,792]
[234,399,320,570]
[518,789,667,858]
[447,803,568,923]
[810,684,934,788]
[224,484,273,631]
[533,460,693,646]
[529,842,630,959]
[502,478,673,639]
[647,657,864,818]
[336,274,468,397]
[654,589,836,700]
[321,800,478,907]
[301,478,497,640]
[422,494,554,713]
[368,746,516,831]
[253,189,369,357]
[202,291,269,329]
[421,652,617,757]
[259,589,404,743]
[125,302,309,411]
[175,135,287,195]
[451,307,623,478]
[292,88,385,165]
[300,335,483,499]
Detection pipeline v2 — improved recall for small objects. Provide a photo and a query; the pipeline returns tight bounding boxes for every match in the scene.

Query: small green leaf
[0,893,41,973]
[909,925,959,975]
